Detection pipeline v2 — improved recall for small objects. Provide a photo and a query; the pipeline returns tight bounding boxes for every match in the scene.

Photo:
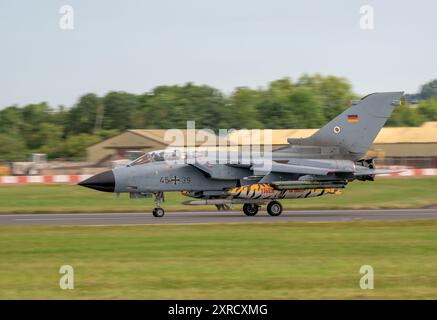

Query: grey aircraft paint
[79,92,404,217]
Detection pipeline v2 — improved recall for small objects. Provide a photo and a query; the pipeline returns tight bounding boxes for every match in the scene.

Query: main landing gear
[266,201,283,216]
[243,201,283,217]
[152,192,165,217]
[243,203,259,216]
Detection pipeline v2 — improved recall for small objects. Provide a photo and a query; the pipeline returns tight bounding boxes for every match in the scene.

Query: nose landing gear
[152,192,165,217]
[152,207,165,217]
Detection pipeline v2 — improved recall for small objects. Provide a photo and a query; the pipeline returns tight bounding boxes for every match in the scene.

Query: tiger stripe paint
[227,184,340,200]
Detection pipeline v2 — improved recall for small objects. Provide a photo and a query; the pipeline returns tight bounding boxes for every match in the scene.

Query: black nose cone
[78,170,115,192]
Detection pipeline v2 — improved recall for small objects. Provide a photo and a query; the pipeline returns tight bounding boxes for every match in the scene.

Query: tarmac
[1,208,437,226]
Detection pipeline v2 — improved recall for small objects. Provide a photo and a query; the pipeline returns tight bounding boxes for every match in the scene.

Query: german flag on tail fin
[347,114,359,123]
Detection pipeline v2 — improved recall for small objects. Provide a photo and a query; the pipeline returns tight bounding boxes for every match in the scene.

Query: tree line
[1,74,437,161]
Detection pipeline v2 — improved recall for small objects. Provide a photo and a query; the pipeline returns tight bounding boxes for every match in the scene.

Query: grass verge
[1,220,437,299]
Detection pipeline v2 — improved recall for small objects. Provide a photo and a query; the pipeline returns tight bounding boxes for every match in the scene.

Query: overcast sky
[1,0,436,108]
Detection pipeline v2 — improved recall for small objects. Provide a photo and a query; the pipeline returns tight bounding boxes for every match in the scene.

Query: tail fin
[288,92,403,160]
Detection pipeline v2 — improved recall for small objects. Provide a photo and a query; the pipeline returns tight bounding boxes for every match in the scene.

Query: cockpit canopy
[129,149,185,166]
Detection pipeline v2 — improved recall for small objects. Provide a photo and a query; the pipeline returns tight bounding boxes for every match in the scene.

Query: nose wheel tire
[243,203,259,216]
[152,208,165,217]
[152,192,165,217]
[267,201,283,216]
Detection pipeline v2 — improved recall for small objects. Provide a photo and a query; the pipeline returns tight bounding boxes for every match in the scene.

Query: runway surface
[1,208,437,226]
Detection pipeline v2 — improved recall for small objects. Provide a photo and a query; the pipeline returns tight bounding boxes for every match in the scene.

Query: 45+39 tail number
[160,176,191,185]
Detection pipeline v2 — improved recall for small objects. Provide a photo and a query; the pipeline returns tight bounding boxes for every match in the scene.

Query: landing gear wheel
[267,201,282,216]
[153,207,165,217]
[243,203,259,216]
[152,192,165,217]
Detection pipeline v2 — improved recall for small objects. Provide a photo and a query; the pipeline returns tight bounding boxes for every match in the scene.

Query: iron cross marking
[170,176,181,185]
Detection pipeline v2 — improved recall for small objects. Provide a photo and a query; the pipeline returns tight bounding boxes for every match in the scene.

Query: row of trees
[1,74,437,161]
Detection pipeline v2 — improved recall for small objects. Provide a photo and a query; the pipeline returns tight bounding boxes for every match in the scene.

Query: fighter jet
[79,92,403,217]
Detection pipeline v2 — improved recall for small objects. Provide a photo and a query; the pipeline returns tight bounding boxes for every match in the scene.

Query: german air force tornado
[79,92,403,217]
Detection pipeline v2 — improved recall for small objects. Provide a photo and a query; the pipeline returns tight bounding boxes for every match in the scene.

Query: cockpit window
[129,153,152,166]
[129,149,183,166]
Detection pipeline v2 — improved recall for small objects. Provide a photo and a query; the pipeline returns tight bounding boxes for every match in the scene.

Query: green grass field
[0,177,436,213]
[1,178,436,299]
[1,220,437,299]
